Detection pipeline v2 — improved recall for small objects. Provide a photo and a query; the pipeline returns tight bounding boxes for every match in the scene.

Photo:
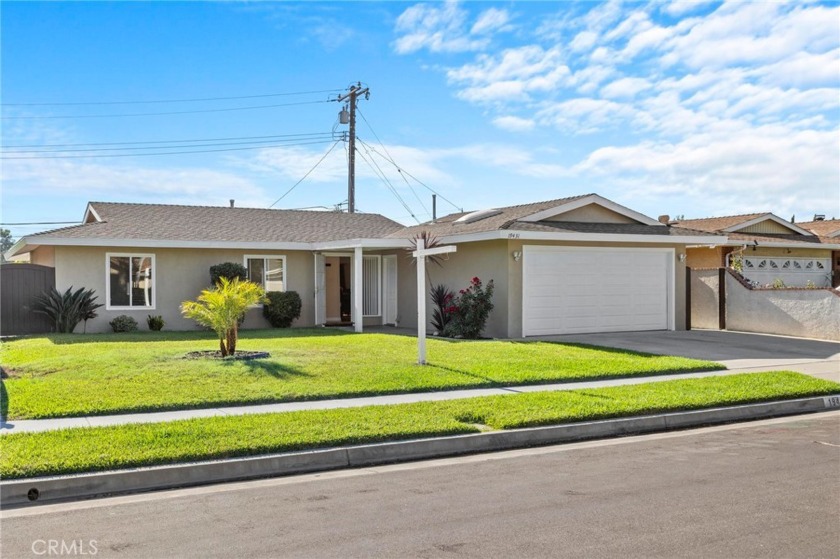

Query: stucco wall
[30,246,56,267]
[397,239,689,339]
[687,247,724,268]
[725,274,840,341]
[690,268,720,330]
[53,246,315,333]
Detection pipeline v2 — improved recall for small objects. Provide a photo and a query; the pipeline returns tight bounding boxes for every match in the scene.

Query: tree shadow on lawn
[0,379,9,426]
[36,328,354,345]
[228,358,313,380]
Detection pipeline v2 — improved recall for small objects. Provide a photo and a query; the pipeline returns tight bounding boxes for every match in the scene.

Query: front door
[324,255,353,325]
[833,251,840,288]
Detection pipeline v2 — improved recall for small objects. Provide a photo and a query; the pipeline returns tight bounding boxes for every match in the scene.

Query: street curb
[3,395,839,507]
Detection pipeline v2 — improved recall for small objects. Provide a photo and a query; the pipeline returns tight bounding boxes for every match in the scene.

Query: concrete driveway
[542,330,840,382]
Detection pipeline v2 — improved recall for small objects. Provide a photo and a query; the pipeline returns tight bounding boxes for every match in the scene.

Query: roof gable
[518,194,663,226]
[722,213,814,236]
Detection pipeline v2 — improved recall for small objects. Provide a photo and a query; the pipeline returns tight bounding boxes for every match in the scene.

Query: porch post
[354,246,364,332]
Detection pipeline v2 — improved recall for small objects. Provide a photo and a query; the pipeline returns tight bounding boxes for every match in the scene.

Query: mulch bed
[183,351,270,361]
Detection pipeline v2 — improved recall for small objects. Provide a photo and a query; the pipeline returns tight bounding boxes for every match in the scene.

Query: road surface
[2,412,839,558]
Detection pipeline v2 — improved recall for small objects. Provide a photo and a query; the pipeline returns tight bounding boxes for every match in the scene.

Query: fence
[0,264,56,336]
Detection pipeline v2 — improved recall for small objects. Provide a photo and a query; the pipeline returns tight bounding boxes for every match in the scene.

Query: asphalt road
[3,413,839,559]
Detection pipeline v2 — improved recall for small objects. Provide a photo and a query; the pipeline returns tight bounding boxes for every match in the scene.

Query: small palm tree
[180,277,266,357]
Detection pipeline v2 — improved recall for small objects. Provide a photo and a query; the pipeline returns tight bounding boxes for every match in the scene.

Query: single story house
[672,213,840,288]
[6,194,727,337]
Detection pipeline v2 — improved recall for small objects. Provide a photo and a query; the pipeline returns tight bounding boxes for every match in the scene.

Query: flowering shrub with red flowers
[445,277,495,339]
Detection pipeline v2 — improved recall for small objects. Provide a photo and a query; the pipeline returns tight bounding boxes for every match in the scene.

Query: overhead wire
[356,110,429,216]
[4,134,336,154]
[268,140,342,209]
[355,140,420,224]
[0,138,335,159]
[2,99,334,120]
[2,88,343,107]
[3,132,337,149]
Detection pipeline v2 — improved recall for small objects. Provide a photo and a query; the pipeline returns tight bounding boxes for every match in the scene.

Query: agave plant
[33,286,103,334]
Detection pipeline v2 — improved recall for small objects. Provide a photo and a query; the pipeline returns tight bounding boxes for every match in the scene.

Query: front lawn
[0,329,723,420]
[2,372,837,479]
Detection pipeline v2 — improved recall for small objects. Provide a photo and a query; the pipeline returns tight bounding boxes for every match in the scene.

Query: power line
[0,138,335,160]
[3,132,336,149]
[2,88,343,107]
[5,134,336,154]
[268,140,342,209]
[357,110,430,216]
[2,99,333,120]
[356,141,420,224]
[362,142,462,213]
[357,137,430,218]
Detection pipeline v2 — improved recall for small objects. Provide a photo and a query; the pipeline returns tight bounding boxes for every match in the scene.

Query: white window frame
[105,252,156,311]
[243,254,287,292]
[362,254,382,317]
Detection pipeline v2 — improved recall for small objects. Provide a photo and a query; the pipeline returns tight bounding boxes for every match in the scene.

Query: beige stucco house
[673,213,840,288]
[6,194,727,337]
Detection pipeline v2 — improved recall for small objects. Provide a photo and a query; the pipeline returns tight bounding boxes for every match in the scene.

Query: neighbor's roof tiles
[671,213,767,232]
[797,219,840,237]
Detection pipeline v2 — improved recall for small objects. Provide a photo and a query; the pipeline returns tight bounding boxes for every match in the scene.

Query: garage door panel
[523,247,671,336]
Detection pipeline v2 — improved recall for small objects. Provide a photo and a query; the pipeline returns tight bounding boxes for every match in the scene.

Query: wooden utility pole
[337,83,370,214]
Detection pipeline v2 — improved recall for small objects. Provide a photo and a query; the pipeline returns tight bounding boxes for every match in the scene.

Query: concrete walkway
[0,366,795,435]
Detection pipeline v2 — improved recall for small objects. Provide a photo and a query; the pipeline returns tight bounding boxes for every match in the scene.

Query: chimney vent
[658,214,670,224]
[230,199,235,208]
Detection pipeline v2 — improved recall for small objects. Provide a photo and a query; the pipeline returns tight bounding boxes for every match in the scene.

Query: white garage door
[522,246,672,336]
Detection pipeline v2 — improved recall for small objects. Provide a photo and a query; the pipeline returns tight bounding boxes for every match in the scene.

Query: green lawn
[2,372,837,479]
[0,329,723,420]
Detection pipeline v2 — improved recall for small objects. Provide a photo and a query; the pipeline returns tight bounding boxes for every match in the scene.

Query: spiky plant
[430,284,455,334]
[180,277,266,357]
[33,287,103,334]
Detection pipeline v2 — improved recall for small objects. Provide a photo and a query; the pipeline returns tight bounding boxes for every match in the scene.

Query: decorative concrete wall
[690,269,719,330]
[725,274,840,341]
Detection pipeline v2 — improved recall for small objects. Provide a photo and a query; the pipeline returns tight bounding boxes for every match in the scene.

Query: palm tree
[180,277,266,357]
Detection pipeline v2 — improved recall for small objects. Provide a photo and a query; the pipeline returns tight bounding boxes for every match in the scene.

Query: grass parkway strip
[0,329,722,420]
[2,372,837,480]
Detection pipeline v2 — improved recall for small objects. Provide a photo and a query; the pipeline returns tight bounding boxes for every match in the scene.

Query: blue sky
[2,0,838,241]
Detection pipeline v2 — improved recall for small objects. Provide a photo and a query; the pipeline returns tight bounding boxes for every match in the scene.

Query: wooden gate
[0,264,56,335]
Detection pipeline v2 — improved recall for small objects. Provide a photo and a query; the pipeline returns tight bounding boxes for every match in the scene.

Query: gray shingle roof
[387,194,595,238]
[511,221,721,237]
[29,202,404,243]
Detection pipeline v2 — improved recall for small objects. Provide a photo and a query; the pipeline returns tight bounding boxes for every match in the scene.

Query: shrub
[771,278,786,289]
[109,315,139,333]
[33,287,103,334]
[147,315,165,331]
[430,284,455,334]
[210,262,247,286]
[181,278,266,357]
[263,291,302,328]
[446,277,495,339]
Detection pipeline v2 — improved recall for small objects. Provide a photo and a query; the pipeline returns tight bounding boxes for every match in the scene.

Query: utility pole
[337,83,370,214]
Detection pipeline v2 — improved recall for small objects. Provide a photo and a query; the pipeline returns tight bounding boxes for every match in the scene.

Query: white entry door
[314,253,326,325]
[382,255,398,325]
[522,246,673,336]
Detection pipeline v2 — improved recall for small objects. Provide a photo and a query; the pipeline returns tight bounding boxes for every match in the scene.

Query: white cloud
[471,7,512,35]
[492,116,535,132]
[537,98,640,134]
[600,77,652,99]
[3,158,271,207]
[393,1,513,54]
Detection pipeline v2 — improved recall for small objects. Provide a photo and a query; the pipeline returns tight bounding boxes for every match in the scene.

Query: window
[244,255,286,292]
[363,255,381,316]
[107,253,155,309]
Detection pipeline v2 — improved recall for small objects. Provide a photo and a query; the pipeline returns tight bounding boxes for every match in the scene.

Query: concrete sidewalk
[0,366,796,435]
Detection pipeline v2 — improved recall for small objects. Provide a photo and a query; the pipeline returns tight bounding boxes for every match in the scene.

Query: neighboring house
[6,194,725,337]
[673,213,840,288]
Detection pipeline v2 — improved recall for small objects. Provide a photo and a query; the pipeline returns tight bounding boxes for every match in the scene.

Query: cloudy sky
[2,1,838,240]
